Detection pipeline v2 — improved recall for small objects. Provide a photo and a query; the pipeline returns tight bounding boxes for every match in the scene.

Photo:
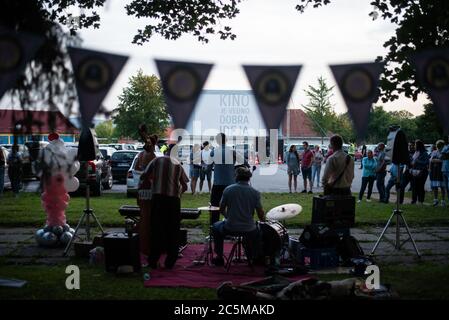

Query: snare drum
[258,220,289,257]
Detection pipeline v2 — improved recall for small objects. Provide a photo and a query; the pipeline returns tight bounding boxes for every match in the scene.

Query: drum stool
[225,236,253,272]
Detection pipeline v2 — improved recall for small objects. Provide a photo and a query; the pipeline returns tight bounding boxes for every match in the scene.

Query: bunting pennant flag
[410,48,449,134]
[68,47,128,127]
[0,27,44,99]
[243,65,301,130]
[155,59,213,129]
[329,62,384,141]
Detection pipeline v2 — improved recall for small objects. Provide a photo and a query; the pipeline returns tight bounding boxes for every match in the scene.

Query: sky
[3,0,430,116]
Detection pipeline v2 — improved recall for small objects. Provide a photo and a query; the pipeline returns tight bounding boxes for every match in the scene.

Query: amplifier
[312,195,355,228]
[103,232,140,273]
[299,224,341,249]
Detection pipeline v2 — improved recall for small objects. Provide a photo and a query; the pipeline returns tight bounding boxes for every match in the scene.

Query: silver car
[126,151,163,197]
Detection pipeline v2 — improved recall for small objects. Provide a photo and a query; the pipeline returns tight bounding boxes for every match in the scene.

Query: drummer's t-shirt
[220,181,262,232]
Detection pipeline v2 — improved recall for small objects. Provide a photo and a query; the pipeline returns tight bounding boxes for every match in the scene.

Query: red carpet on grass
[144,243,308,288]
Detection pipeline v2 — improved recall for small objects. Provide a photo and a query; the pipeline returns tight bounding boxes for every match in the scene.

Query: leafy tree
[332,113,356,143]
[113,70,169,140]
[2,0,240,116]
[95,120,116,143]
[414,103,444,143]
[388,110,418,141]
[302,76,336,144]
[366,106,393,143]
[295,0,449,103]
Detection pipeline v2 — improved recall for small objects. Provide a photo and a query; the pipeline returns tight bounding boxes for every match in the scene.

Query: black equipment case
[312,195,356,228]
[104,232,141,273]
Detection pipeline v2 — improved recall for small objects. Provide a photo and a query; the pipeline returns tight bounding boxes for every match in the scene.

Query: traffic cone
[277,155,283,164]
[255,155,260,165]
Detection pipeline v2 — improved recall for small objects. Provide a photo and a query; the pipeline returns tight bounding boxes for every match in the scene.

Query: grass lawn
[0,260,448,300]
[0,192,448,228]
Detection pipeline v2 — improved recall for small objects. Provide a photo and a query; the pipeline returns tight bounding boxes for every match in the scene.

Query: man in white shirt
[199,141,213,193]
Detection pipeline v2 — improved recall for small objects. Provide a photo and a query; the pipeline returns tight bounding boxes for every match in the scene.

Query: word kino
[220,93,250,107]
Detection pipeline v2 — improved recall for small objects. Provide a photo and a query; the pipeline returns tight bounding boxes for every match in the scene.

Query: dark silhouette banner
[68,47,128,127]
[243,65,301,130]
[330,62,384,142]
[0,27,44,99]
[411,48,449,134]
[155,59,213,129]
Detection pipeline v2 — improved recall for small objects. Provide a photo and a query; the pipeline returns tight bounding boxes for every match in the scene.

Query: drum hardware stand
[370,168,420,257]
[63,162,105,256]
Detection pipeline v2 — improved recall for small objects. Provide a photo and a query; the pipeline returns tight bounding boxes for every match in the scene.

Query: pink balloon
[42,175,69,227]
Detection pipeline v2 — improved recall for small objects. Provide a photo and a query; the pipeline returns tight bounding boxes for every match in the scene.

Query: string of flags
[1,26,449,142]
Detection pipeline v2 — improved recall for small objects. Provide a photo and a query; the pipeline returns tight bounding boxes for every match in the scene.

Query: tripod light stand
[63,127,104,256]
[370,127,420,258]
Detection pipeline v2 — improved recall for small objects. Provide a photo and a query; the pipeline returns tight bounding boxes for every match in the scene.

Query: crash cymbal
[266,203,302,220]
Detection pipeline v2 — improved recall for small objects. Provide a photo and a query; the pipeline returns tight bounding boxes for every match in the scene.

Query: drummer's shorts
[301,167,312,180]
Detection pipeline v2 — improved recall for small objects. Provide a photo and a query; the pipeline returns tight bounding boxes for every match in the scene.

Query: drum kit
[193,203,302,266]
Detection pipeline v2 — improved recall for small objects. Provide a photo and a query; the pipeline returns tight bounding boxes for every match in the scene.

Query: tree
[332,113,356,143]
[2,0,240,116]
[113,71,169,140]
[95,120,116,143]
[302,76,336,144]
[366,106,393,143]
[295,0,449,103]
[414,103,444,143]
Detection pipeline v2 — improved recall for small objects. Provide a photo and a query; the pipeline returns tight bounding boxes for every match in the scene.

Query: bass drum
[258,220,289,257]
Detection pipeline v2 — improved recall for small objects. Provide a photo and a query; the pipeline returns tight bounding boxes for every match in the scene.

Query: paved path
[1,226,448,266]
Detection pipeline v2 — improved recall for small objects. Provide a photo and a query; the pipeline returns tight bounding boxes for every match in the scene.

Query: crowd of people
[0,145,24,198]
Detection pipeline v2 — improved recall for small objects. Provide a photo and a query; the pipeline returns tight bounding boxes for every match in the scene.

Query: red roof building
[0,109,79,144]
[281,109,332,144]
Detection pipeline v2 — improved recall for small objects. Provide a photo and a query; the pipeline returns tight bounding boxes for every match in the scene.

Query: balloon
[69,228,75,235]
[59,232,73,246]
[70,161,80,175]
[52,225,64,236]
[66,148,78,162]
[63,224,70,232]
[64,177,79,192]
[35,229,45,244]
[43,225,52,233]
[42,232,58,247]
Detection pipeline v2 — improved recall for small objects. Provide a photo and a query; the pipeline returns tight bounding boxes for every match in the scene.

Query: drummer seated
[211,167,265,266]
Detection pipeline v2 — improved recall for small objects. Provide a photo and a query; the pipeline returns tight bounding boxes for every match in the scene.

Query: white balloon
[70,161,80,175]
[66,148,78,162]
[64,177,80,192]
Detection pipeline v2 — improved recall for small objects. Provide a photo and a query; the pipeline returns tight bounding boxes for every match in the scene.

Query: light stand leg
[63,209,87,256]
[398,213,421,257]
[370,210,395,256]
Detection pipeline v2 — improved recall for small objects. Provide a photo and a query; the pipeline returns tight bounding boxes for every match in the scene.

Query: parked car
[110,150,139,183]
[108,143,136,151]
[99,147,116,160]
[71,146,113,196]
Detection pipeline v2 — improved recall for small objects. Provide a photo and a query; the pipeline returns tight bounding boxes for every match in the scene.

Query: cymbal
[198,206,221,211]
[266,203,302,221]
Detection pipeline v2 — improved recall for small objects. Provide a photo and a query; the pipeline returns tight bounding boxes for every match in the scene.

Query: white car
[99,147,116,160]
[126,151,163,197]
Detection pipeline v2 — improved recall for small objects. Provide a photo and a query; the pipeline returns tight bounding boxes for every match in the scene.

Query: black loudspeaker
[386,126,409,165]
[312,195,355,228]
[77,126,99,161]
[299,224,340,249]
[103,232,140,273]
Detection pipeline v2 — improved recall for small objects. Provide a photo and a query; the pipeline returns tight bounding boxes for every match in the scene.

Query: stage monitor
[386,126,409,165]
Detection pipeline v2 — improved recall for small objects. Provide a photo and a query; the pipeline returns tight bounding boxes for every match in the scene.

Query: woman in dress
[429,140,446,207]
[286,145,300,193]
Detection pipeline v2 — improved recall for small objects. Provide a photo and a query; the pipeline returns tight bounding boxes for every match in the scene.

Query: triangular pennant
[68,47,128,126]
[155,59,213,129]
[243,65,301,130]
[0,27,45,99]
[410,48,449,134]
[330,62,384,141]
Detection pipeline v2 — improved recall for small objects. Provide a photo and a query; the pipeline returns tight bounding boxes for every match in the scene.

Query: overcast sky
[61,0,429,116]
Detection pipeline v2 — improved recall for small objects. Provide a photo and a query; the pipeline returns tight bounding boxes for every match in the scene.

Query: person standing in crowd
[429,140,446,207]
[384,162,404,204]
[0,147,5,198]
[400,142,416,203]
[360,144,367,169]
[7,145,22,198]
[358,150,377,203]
[410,140,430,205]
[210,133,244,224]
[135,126,158,263]
[286,145,300,193]
[300,141,313,194]
[199,141,213,193]
[311,145,323,190]
[141,144,189,269]
[322,135,354,196]
[441,137,449,205]
[189,144,202,195]
[211,167,265,266]
[375,143,387,203]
